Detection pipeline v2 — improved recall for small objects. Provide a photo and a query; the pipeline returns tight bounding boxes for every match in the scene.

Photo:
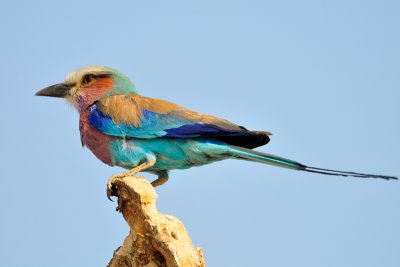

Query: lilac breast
[80,110,114,166]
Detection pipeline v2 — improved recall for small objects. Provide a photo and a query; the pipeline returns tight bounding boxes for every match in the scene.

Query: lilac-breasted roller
[36,66,397,199]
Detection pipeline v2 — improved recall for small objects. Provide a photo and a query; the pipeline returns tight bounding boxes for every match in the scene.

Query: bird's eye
[82,74,96,85]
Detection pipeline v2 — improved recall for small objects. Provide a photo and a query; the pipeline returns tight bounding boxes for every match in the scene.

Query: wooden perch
[107,175,206,267]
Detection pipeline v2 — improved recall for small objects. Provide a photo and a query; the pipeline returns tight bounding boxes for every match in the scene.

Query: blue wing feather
[89,104,243,139]
[88,100,270,148]
[88,104,210,138]
[164,124,238,138]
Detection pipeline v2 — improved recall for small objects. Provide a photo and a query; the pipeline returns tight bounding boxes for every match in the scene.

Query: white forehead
[65,66,110,84]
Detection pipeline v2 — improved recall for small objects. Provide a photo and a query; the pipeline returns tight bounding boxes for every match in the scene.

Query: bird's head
[36,66,138,111]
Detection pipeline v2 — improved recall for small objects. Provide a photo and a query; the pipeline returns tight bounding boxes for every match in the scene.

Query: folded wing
[88,94,271,149]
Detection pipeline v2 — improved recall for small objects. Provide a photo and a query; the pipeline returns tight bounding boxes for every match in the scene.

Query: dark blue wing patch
[164,124,237,138]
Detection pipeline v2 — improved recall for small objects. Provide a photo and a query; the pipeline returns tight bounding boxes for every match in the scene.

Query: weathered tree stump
[107,176,205,267]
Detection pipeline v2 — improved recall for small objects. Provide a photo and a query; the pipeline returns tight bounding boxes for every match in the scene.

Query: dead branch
[107,176,205,267]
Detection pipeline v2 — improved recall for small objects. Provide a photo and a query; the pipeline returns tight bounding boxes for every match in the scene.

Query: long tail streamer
[228,146,397,180]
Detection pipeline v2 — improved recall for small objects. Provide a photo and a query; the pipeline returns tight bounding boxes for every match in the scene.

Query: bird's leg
[151,171,169,187]
[107,159,156,200]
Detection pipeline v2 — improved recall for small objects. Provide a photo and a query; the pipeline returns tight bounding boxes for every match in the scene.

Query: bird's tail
[227,146,398,180]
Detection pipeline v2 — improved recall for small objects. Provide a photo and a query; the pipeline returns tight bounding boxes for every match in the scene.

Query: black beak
[35,83,71,98]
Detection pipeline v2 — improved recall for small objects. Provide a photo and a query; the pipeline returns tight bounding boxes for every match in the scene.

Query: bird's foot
[106,159,157,201]
[151,175,169,187]
[106,174,126,201]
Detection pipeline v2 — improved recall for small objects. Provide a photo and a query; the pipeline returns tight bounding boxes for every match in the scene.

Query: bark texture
[107,176,205,267]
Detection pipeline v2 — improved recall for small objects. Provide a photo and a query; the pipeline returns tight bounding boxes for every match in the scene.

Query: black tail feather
[301,166,398,180]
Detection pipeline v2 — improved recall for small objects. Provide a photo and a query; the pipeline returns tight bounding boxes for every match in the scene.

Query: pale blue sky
[1,1,399,266]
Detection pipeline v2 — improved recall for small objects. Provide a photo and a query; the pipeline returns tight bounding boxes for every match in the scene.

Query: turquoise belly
[110,138,230,171]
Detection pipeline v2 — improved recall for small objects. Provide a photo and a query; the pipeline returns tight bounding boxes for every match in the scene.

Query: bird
[35,66,397,199]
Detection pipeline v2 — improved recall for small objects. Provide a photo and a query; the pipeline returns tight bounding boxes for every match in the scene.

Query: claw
[106,176,120,201]
[106,187,114,201]
[106,159,157,201]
